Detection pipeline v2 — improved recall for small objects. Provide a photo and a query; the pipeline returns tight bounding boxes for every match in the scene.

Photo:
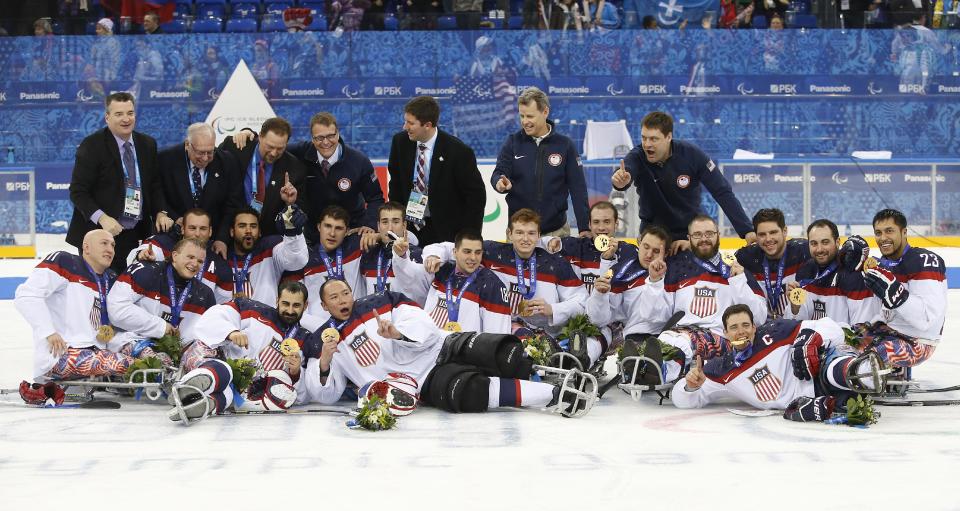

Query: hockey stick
[901,384,960,394]
[216,405,358,417]
[0,399,121,410]
[873,398,960,407]
[597,310,686,398]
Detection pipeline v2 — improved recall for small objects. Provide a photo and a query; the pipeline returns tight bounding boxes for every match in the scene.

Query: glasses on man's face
[689,231,718,240]
[312,132,339,144]
[188,143,214,158]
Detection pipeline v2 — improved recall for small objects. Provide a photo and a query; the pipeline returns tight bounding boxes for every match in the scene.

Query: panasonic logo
[548,86,590,94]
[774,175,804,183]
[415,87,456,95]
[938,85,960,93]
[46,182,70,190]
[679,85,720,94]
[281,88,325,97]
[19,92,60,100]
[149,90,190,99]
[809,85,852,93]
[903,174,946,183]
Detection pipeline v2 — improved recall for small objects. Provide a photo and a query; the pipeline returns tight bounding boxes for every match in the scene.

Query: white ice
[1,248,958,510]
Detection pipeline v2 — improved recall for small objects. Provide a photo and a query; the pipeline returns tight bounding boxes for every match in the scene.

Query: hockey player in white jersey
[107,237,217,355]
[225,204,309,305]
[358,201,424,300]
[297,279,596,417]
[167,281,319,422]
[673,304,887,422]
[841,209,947,370]
[127,208,234,303]
[392,228,511,334]
[14,230,163,386]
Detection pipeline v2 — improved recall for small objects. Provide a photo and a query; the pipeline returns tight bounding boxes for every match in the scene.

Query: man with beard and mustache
[128,208,234,303]
[392,229,511,334]
[735,208,810,319]
[673,304,884,425]
[611,111,755,255]
[226,205,309,307]
[107,238,216,358]
[838,209,946,371]
[169,282,319,421]
[785,219,878,325]
[544,201,639,295]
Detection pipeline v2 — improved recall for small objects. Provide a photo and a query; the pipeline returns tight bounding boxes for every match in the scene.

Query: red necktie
[256,160,266,203]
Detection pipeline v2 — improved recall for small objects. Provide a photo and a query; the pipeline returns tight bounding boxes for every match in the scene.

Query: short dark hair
[508,208,541,232]
[455,228,483,248]
[404,96,440,127]
[873,208,907,230]
[589,201,618,223]
[806,219,839,240]
[105,92,135,109]
[639,224,672,248]
[172,237,205,254]
[182,208,212,224]
[318,205,350,225]
[688,214,716,231]
[752,208,785,231]
[722,304,754,330]
[319,278,352,300]
[641,111,673,136]
[278,281,308,303]
[232,206,261,226]
[309,112,338,130]
[260,117,292,139]
[379,201,406,218]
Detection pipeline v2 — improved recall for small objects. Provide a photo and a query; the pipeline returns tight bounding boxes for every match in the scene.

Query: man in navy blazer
[158,123,244,255]
[68,92,172,273]
[387,96,485,246]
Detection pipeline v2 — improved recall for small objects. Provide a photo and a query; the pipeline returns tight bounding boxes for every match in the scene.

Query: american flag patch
[508,282,525,316]
[430,297,449,328]
[749,365,782,402]
[90,297,103,329]
[812,300,826,320]
[690,286,718,318]
[349,332,380,367]
[581,273,597,294]
[258,338,286,372]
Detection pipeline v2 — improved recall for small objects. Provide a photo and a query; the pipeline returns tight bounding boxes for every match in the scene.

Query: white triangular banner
[204,60,277,144]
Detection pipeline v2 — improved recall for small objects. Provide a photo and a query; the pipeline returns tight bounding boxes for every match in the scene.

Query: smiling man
[735,208,810,319]
[611,111,755,255]
[491,87,590,238]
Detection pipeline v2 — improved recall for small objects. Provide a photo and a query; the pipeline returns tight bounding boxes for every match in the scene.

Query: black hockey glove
[863,267,909,309]
[783,396,836,423]
[790,329,824,381]
[838,235,869,272]
[276,204,308,237]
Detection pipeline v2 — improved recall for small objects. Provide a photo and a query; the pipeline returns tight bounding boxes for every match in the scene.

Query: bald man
[15,230,164,384]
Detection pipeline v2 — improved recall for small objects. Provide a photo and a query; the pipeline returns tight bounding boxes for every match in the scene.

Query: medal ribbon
[446,269,479,323]
[761,256,786,313]
[166,265,193,328]
[797,261,838,288]
[614,259,648,282]
[320,246,344,280]
[231,252,254,295]
[375,248,392,293]
[879,242,911,269]
[84,261,111,327]
[514,252,537,299]
[693,255,731,279]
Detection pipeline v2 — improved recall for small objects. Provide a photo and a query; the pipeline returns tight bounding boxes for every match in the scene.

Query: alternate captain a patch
[749,365,782,402]
[690,286,717,317]
[349,332,381,367]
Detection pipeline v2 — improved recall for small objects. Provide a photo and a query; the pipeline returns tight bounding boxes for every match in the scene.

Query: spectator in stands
[453,0,483,29]
[199,46,230,91]
[59,0,92,35]
[720,0,754,27]
[402,0,442,30]
[522,0,543,28]
[90,18,121,82]
[642,15,658,29]
[143,11,162,34]
[331,0,370,30]
[251,40,279,90]
[361,0,387,29]
[769,13,784,29]
[585,0,620,30]
[550,0,585,30]
[33,18,53,36]
[756,0,789,26]
[133,39,164,82]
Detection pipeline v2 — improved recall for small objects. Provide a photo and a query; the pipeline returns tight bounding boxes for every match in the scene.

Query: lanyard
[445,270,479,322]
[231,252,254,291]
[319,246,344,280]
[326,317,349,333]
[797,261,837,288]
[83,261,110,327]
[514,252,537,299]
[614,259,648,282]
[375,248,392,293]
[693,255,730,279]
[761,256,786,312]
[880,243,911,269]
[166,265,193,328]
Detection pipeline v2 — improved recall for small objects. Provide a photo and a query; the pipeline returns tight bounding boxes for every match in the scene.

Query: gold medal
[321,327,341,343]
[721,252,737,265]
[443,321,462,332]
[604,269,614,279]
[593,234,611,252]
[863,257,878,271]
[518,299,531,317]
[96,325,114,343]
[279,338,299,356]
[788,287,807,306]
[729,336,751,349]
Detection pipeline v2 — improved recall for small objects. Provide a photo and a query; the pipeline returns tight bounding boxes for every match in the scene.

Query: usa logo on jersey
[749,365,782,402]
[349,332,381,367]
[690,286,717,318]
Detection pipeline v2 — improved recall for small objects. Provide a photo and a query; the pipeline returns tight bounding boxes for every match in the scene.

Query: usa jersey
[736,238,810,318]
[360,243,424,301]
[127,232,234,304]
[585,266,672,336]
[394,256,512,334]
[548,235,637,294]
[225,233,309,306]
[285,234,364,316]
[657,251,768,336]
[423,241,587,334]
[196,298,317,378]
[297,291,445,405]
[869,247,947,344]
[108,261,216,348]
[672,318,844,410]
[14,251,118,378]
[790,260,878,326]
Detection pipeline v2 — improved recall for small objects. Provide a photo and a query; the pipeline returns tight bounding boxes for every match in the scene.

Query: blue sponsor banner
[811,164,933,225]
[725,164,805,226]
[9,82,72,104]
[276,79,327,99]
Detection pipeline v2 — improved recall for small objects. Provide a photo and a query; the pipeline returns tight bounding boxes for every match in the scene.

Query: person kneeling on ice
[673,304,888,423]
[298,279,597,417]
[167,281,318,422]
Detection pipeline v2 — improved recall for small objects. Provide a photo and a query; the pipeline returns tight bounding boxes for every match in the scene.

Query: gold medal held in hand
[721,252,737,265]
[321,328,341,343]
[96,325,114,342]
[788,287,807,306]
[279,338,299,356]
[518,299,531,317]
[443,321,462,333]
[604,269,614,279]
[863,257,879,271]
[594,234,611,252]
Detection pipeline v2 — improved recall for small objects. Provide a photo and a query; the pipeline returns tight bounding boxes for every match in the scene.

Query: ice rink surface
[1,282,958,509]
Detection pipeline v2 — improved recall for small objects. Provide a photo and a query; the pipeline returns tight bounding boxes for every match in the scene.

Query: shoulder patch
[707,160,716,172]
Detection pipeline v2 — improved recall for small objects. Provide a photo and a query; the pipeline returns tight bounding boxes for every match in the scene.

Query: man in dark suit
[218,117,306,238]
[158,122,243,257]
[68,92,173,273]
[387,96,485,246]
